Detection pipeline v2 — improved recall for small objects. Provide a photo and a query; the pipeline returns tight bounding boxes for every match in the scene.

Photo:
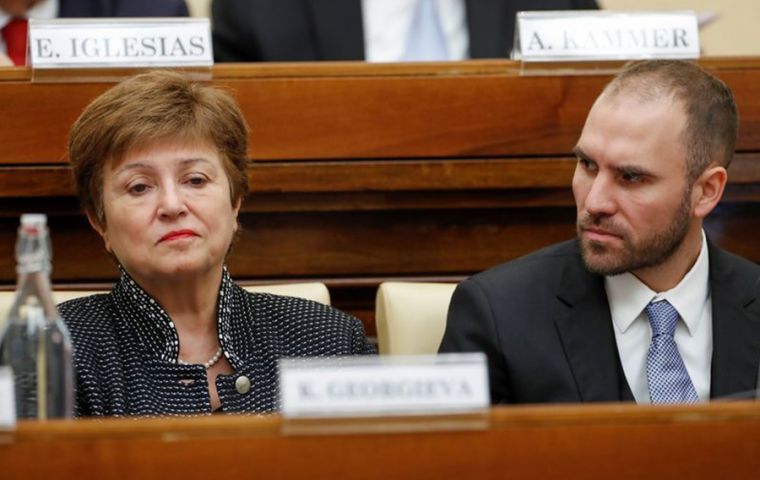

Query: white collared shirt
[361,0,468,62]
[0,0,57,55]
[605,230,712,403]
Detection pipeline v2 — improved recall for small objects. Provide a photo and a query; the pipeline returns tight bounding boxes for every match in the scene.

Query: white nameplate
[279,353,489,418]
[0,367,16,429]
[28,18,213,69]
[513,11,700,62]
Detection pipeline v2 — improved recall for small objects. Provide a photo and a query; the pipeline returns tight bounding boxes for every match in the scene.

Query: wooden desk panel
[1,60,759,328]
[2,402,760,479]
[3,59,760,163]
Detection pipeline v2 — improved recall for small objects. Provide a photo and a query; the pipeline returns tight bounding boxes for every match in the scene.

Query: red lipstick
[158,229,198,243]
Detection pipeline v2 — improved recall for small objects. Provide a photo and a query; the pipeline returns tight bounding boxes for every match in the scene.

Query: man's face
[572,92,695,277]
[0,0,40,16]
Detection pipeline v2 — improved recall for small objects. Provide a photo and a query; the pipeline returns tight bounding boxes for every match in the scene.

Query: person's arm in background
[575,0,600,8]
[211,0,257,62]
[170,0,190,16]
[439,278,512,404]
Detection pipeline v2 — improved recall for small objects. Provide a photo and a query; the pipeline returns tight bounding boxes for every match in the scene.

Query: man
[439,60,760,405]
[211,0,598,62]
[1,0,188,65]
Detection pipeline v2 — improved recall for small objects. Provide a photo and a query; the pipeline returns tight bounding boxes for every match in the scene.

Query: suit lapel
[306,0,364,60]
[554,246,633,401]
[708,244,760,398]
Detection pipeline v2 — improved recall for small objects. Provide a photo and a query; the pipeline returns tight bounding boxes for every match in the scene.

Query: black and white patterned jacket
[59,268,375,416]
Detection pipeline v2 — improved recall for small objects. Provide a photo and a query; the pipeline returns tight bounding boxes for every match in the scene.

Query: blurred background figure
[0,0,189,65]
[211,0,598,63]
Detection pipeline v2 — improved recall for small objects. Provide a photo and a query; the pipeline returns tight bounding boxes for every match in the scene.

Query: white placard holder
[512,11,700,76]
[279,353,490,435]
[0,367,17,430]
[27,18,213,83]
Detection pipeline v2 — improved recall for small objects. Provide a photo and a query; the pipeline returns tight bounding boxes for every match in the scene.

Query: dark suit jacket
[212,0,599,62]
[59,0,188,17]
[439,239,760,404]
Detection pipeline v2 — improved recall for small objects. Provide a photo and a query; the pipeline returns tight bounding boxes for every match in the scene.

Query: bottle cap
[20,214,47,227]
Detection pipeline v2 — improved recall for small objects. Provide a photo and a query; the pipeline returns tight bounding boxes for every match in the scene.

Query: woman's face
[93,141,240,285]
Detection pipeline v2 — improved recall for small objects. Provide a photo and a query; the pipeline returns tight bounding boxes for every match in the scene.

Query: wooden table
[2,402,759,479]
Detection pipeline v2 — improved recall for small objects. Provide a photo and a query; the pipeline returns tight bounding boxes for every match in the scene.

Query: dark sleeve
[60,0,188,17]
[574,0,599,9]
[438,279,511,404]
[212,0,257,62]
[350,316,377,355]
[116,0,189,16]
[174,0,190,16]
[58,297,104,417]
[72,363,94,417]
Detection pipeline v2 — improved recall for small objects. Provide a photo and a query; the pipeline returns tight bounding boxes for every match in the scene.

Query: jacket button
[235,375,251,394]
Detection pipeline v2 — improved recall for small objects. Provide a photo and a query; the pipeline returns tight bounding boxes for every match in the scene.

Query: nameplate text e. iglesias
[34,34,207,61]
[29,19,213,69]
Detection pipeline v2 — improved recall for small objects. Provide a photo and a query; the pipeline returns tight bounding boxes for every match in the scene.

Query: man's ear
[86,211,112,253]
[692,165,728,219]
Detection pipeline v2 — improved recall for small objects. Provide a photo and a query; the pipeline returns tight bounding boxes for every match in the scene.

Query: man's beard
[578,190,692,276]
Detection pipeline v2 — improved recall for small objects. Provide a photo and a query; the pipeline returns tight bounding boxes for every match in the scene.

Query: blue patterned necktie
[645,300,699,404]
[401,0,449,61]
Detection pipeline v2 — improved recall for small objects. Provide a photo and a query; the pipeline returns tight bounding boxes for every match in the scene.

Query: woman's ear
[691,165,728,219]
[86,211,112,253]
[233,197,242,233]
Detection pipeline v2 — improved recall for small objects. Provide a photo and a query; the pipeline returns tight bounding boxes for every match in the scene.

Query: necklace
[178,347,223,370]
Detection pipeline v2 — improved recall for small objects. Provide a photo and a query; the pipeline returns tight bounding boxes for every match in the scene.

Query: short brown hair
[68,70,249,227]
[603,60,738,182]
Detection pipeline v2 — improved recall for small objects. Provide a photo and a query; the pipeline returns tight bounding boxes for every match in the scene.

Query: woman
[60,71,375,416]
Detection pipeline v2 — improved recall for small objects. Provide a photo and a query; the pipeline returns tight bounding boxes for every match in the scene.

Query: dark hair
[68,70,249,227]
[604,60,738,182]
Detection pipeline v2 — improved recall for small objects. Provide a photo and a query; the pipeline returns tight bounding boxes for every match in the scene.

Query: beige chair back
[0,290,103,328]
[243,283,331,306]
[0,283,330,328]
[375,281,457,355]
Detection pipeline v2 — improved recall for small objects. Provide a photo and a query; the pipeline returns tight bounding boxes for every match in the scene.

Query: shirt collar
[606,230,710,336]
[111,265,243,366]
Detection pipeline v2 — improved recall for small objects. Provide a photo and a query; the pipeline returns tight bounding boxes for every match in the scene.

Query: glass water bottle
[0,214,74,419]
